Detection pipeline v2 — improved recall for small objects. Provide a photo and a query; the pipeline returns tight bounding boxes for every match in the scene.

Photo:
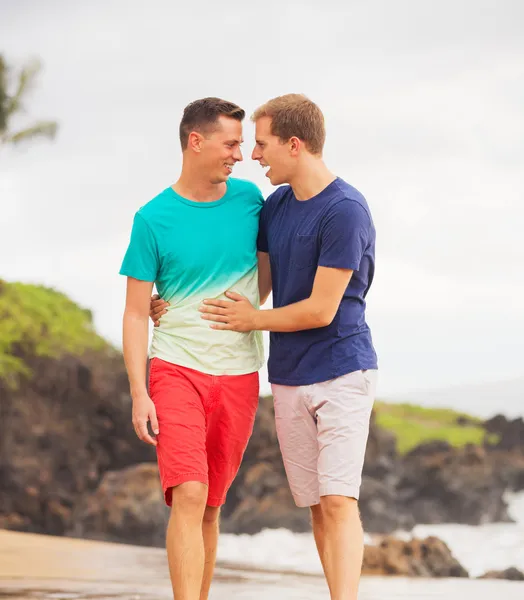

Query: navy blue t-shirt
[257,177,378,386]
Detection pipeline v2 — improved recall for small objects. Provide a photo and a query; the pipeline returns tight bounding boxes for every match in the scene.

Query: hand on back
[150,294,169,326]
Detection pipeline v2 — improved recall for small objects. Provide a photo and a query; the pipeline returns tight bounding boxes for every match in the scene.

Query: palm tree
[0,54,58,147]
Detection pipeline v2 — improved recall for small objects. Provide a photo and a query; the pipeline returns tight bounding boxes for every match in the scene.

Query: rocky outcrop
[70,463,168,547]
[394,443,512,526]
[479,567,524,581]
[362,536,468,578]
[0,351,155,537]
[484,415,524,453]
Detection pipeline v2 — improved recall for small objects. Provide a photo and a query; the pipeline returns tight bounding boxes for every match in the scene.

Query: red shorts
[148,358,259,507]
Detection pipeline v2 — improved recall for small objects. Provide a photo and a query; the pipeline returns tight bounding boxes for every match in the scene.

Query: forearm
[254,297,332,332]
[123,311,149,396]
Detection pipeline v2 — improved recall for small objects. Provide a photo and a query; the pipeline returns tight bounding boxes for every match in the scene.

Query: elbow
[309,307,336,329]
[123,309,148,325]
[319,311,336,328]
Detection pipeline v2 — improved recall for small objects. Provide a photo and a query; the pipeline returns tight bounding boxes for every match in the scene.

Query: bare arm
[255,266,352,331]
[123,277,158,445]
[257,251,272,306]
[200,266,353,333]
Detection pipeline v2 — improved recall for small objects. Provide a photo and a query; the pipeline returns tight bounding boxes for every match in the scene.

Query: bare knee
[310,503,323,526]
[203,505,221,524]
[171,481,208,518]
[320,495,359,523]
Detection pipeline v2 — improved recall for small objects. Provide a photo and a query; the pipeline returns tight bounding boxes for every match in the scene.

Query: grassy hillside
[0,280,108,387]
[374,401,496,454]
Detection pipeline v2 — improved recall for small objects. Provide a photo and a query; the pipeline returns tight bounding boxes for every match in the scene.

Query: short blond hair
[252,94,325,155]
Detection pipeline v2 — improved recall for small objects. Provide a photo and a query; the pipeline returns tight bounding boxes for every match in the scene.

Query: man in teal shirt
[120,98,270,600]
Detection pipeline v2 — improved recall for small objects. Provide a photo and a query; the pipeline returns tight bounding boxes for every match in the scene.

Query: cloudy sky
[1,0,523,401]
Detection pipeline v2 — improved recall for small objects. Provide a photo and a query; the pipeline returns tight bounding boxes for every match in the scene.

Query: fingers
[151,298,168,310]
[149,407,159,436]
[225,291,244,301]
[133,419,157,446]
[201,313,229,323]
[210,323,233,330]
[151,308,168,320]
[150,298,168,327]
[202,299,232,309]
[199,305,227,315]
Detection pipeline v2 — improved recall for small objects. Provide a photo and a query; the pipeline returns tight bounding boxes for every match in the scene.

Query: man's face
[199,116,243,183]
[251,117,293,186]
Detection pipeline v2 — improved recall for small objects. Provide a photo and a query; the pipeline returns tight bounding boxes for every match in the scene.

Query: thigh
[205,371,260,506]
[315,370,377,500]
[272,383,320,508]
[149,359,209,504]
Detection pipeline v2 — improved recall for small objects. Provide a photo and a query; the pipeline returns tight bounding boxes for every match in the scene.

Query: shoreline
[2,530,524,600]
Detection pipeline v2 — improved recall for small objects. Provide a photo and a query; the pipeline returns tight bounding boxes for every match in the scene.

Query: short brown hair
[179,97,245,150]
[251,94,325,155]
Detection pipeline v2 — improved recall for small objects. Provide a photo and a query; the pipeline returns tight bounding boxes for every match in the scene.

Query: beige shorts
[272,369,377,508]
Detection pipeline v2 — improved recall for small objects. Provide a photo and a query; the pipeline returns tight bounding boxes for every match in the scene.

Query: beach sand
[0,529,522,599]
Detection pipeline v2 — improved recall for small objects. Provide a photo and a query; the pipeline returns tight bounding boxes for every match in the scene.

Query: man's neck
[173,164,226,203]
[289,157,337,201]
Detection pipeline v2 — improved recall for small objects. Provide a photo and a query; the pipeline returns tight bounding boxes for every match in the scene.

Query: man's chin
[268,173,284,186]
[211,174,229,184]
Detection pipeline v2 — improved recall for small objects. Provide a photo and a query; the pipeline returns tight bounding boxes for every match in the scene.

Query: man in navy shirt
[199,94,378,600]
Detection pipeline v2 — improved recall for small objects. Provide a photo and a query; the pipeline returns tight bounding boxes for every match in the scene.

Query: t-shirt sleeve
[119,212,159,281]
[318,201,371,271]
[257,200,269,253]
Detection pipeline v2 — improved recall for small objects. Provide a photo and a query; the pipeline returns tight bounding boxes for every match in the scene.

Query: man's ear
[289,136,301,156]
[188,131,204,153]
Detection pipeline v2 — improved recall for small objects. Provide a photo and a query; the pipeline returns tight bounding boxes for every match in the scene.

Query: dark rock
[479,567,524,581]
[397,444,512,525]
[404,440,453,459]
[360,477,416,534]
[363,536,468,577]
[0,352,155,537]
[70,463,168,546]
[484,414,524,453]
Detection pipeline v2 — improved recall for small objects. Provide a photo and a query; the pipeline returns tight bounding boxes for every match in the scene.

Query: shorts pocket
[291,235,318,269]
[360,369,377,399]
[148,358,161,397]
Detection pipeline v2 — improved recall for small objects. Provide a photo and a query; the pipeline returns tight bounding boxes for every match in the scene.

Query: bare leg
[310,503,328,576]
[320,495,363,600]
[200,505,220,600]
[167,482,208,600]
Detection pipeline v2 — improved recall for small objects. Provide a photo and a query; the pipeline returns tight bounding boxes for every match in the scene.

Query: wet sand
[1,529,522,599]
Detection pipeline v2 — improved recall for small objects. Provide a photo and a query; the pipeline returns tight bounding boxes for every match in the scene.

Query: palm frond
[0,55,8,132]
[2,120,58,145]
[4,58,42,117]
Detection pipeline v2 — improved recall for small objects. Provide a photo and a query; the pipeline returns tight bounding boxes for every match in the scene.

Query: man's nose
[233,147,243,162]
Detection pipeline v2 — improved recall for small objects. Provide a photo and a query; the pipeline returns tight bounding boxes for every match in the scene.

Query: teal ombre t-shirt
[120,178,265,375]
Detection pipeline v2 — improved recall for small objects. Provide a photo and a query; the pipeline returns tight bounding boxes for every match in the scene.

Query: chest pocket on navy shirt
[291,234,318,269]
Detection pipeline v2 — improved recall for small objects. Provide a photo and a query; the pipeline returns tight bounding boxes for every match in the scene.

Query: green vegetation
[0,54,58,147]
[374,401,497,454]
[0,280,108,387]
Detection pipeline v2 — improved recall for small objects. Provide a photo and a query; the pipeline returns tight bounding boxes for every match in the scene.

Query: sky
[1,0,523,400]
